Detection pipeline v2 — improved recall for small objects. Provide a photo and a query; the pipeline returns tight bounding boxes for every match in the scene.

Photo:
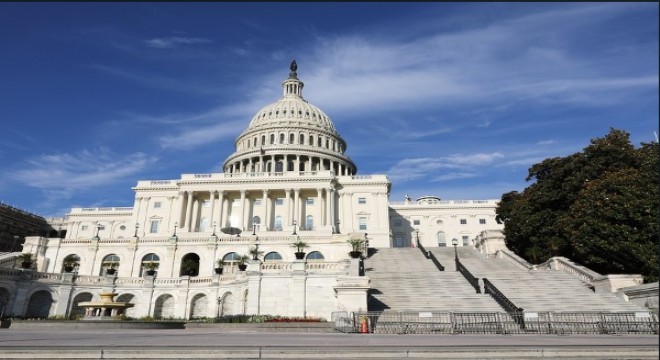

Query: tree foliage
[496,129,658,282]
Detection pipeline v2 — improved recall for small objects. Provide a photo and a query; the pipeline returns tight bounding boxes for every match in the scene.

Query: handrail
[496,249,532,270]
[417,241,444,271]
[456,258,480,293]
[483,277,525,328]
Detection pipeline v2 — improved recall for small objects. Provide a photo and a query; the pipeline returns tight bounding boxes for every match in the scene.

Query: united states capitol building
[0,62,656,321]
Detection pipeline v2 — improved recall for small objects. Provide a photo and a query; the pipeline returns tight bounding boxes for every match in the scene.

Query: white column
[285,188,292,226]
[185,191,194,232]
[317,188,324,226]
[217,191,225,228]
[295,155,300,173]
[262,190,269,231]
[240,190,247,230]
[326,188,333,229]
[337,192,344,232]
[191,198,199,232]
[174,192,184,230]
[167,196,176,231]
[293,188,300,227]
[141,197,150,236]
[209,191,216,230]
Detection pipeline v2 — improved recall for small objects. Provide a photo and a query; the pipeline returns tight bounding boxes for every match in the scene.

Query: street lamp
[212,221,217,236]
[172,222,178,237]
[133,222,140,238]
[451,238,459,271]
[336,220,341,234]
[292,220,297,235]
[252,216,258,236]
[415,229,420,247]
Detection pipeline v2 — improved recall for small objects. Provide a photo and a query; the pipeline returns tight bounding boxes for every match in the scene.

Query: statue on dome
[290,60,297,72]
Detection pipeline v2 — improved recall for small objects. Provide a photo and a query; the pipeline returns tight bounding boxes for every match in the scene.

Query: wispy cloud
[10,148,155,202]
[144,36,212,49]
[386,152,504,183]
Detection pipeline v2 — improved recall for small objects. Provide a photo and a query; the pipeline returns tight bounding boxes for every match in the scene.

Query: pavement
[0,328,658,359]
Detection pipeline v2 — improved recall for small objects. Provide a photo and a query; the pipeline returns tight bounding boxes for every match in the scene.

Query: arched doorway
[0,287,11,317]
[153,294,174,319]
[180,253,200,277]
[25,290,53,318]
[116,293,136,318]
[220,292,234,316]
[70,292,93,318]
[189,293,208,319]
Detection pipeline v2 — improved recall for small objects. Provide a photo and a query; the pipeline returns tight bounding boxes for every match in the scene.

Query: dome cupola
[223,61,357,176]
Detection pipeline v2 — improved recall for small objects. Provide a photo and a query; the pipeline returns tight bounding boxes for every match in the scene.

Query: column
[337,192,344,232]
[285,189,292,226]
[293,188,300,227]
[240,190,247,229]
[167,196,176,231]
[141,197,150,236]
[317,188,324,226]
[185,191,194,232]
[209,191,216,230]
[326,188,333,229]
[217,191,225,228]
[262,190,269,231]
[191,198,200,232]
[295,155,300,173]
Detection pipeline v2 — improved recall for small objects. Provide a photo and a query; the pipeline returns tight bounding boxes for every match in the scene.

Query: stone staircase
[428,247,647,313]
[365,247,503,312]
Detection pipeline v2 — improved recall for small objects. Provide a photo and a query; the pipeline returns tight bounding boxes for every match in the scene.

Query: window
[275,198,284,206]
[479,219,486,225]
[141,253,160,276]
[306,198,314,205]
[317,136,322,147]
[359,217,367,231]
[279,133,285,144]
[81,225,89,231]
[437,232,447,247]
[358,197,366,204]
[270,134,275,144]
[306,251,324,260]
[264,252,282,261]
[394,219,402,227]
[222,252,240,262]
[150,220,159,233]
[199,217,209,232]
[261,135,266,145]
[119,225,126,231]
[274,216,283,231]
[299,134,304,144]
[202,200,210,208]
[253,199,262,206]
[462,236,470,246]
[289,133,295,144]
[305,215,314,230]
[100,254,120,275]
[413,220,420,226]
[154,202,162,209]
[460,219,467,225]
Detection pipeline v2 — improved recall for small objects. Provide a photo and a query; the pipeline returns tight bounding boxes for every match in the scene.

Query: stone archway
[116,293,136,318]
[0,287,11,317]
[189,293,208,319]
[220,292,233,316]
[153,294,175,319]
[70,292,93,318]
[25,290,53,318]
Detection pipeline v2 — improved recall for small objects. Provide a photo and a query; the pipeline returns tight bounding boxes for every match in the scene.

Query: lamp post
[336,219,341,234]
[212,221,217,236]
[173,222,178,237]
[252,216,258,236]
[292,220,297,235]
[451,238,459,271]
[133,222,140,238]
[415,229,420,247]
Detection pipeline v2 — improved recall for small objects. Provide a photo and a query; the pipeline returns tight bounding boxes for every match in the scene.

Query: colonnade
[225,153,354,176]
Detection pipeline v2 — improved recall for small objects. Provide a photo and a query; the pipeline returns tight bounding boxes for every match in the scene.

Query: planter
[106,268,116,275]
[294,252,306,260]
[238,264,247,271]
[21,262,32,269]
[63,266,74,273]
[349,251,362,259]
[214,267,224,275]
[145,269,156,276]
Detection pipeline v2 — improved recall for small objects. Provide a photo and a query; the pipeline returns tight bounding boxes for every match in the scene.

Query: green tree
[496,129,658,282]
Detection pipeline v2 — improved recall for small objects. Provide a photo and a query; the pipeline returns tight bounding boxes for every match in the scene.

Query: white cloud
[386,152,505,183]
[144,36,212,49]
[11,148,155,201]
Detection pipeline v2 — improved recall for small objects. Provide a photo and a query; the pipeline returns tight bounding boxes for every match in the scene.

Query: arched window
[305,215,314,230]
[100,254,120,275]
[289,133,295,144]
[61,254,80,273]
[264,252,282,261]
[306,251,324,260]
[251,216,261,231]
[180,253,200,277]
[270,134,275,144]
[437,231,447,247]
[223,252,241,263]
[279,133,285,144]
[261,135,266,145]
[253,137,257,147]
[299,134,304,144]
[274,216,283,231]
[275,161,283,172]
[317,136,322,147]
[247,139,251,148]
[309,136,313,146]
[141,253,160,276]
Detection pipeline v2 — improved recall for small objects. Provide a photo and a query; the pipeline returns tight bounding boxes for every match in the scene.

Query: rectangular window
[306,198,314,205]
[413,220,420,225]
[460,219,467,225]
[479,219,486,225]
[202,200,210,208]
[150,220,159,234]
[154,201,162,209]
[462,236,469,246]
[81,225,88,231]
[359,217,367,231]
[275,198,284,206]
[253,199,262,206]
[394,219,402,227]
[358,197,366,204]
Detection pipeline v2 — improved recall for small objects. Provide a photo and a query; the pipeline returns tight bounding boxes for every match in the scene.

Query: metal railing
[483,278,524,328]
[456,258,480,293]
[416,241,444,271]
[332,310,659,335]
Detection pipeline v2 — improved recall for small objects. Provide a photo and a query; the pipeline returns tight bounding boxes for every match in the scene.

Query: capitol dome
[223,61,357,176]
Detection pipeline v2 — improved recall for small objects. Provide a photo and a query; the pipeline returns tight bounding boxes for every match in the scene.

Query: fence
[332,310,659,335]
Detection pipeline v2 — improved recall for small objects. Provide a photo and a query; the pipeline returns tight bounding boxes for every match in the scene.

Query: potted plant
[62,254,80,273]
[144,261,159,276]
[237,255,249,271]
[347,238,366,259]
[105,261,118,275]
[248,246,264,261]
[214,259,224,275]
[291,239,309,260]
[17,253,34,269]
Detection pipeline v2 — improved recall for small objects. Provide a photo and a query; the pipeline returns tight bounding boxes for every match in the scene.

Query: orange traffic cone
[360,316,368,333]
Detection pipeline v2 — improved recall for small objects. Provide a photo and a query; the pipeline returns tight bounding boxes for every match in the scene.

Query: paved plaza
[1,328,658,359]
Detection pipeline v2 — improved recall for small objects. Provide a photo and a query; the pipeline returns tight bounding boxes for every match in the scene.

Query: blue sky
[0,2,657,218]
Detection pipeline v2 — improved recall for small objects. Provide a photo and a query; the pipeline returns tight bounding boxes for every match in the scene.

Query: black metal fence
[456,258,480,293]
[417,241,445,271]
[332,311,659,335]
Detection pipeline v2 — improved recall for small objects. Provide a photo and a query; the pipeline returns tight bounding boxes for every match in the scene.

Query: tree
[496,128,658,282]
